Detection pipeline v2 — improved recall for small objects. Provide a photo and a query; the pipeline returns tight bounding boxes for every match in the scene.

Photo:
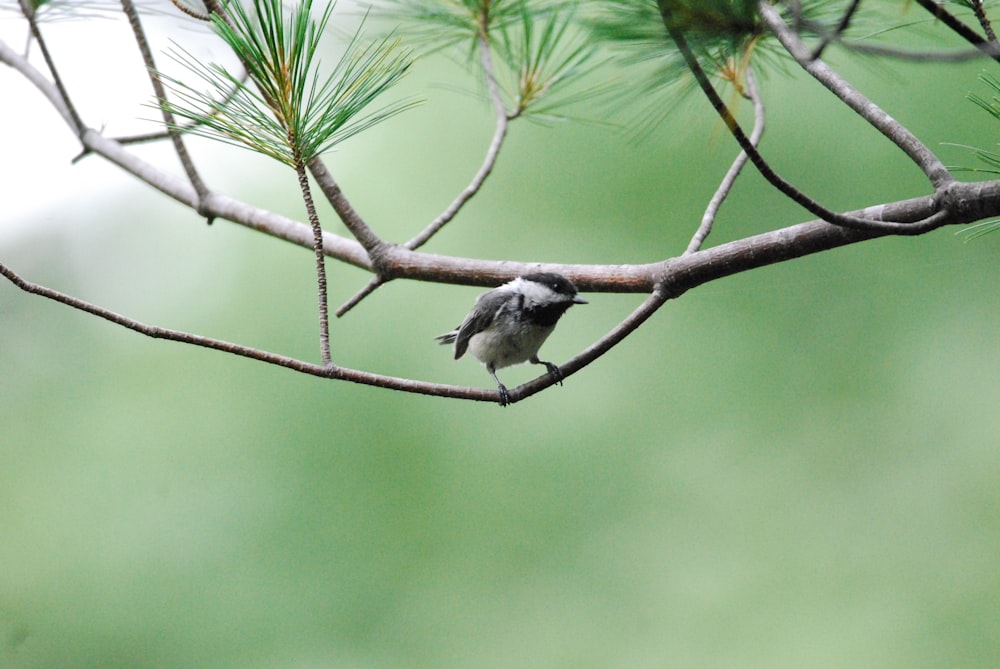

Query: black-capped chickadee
[436,272,587,406]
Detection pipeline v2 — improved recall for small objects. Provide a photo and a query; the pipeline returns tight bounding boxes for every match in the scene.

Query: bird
[436,272,587,406]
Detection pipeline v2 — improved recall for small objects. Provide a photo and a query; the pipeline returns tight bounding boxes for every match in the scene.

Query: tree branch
[970,0,998,43]
[5,180,996,404]
[16,0,85,135]
[407,34,511,250]
[809,0,861,61]
[759,1,952,188]
[686,68,765,254]
[120,0,212,219]
[335,32,513,317]
[307,155,388,261]
[0,260,500,403]
[5,7,1000,406]
[656,1,952,235]
[295,154,333,366]
[913,0,1000,63]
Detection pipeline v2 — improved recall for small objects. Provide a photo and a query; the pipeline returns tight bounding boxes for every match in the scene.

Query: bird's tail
[435,331,458,345]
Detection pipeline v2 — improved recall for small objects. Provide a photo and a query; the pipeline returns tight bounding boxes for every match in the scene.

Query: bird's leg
[487,364,510,407]
[530,356,563,386]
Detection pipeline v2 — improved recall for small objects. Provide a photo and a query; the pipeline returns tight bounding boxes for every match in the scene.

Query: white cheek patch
[506,277,559,307]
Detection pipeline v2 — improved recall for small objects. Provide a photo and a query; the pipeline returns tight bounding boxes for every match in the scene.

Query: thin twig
[16,0,85,135]
[8,180,993,405]
[404,34,511,251]
[120,0,212,218]
[71,71,250,165]
[759,2,952,188]
[510,287,672,403]
[307,156,387,259]
[295,153,333,366]
[336,33,513,317]
[3,175,999,407]
[831,41,1000,62]
[913,0,1000,63]
[686,68,765,254]
[810,0,861,61]
[168,0,211,21]
[0,261,500,403]
[970,0,998,43]
[656,1,951,234]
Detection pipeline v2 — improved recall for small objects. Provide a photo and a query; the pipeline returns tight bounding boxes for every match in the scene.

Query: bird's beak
[573,295,588,304]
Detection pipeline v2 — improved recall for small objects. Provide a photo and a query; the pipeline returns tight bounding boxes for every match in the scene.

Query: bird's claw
[542,361,563,386]
[496,383,510,407]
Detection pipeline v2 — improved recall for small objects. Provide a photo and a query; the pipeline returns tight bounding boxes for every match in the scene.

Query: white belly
[467,324,554,369]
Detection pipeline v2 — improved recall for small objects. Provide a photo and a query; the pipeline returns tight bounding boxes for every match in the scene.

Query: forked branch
[4,1,1000,406]
[657,0,953,235]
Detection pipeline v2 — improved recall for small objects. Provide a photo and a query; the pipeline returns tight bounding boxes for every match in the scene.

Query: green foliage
[0,0,161,19]
[954,73,1000,239]
[374,0,603,121]
[493,3,603,120]
[968,72,1000,122]
[160,0,415,167]
[374,0,547,51]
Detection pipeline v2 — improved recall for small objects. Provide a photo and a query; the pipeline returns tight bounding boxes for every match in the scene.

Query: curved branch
[120,0,211,216]
[168,0,211,21]
[758,1,952,188]
[656,1,951,235]
[970,0,998,43]
[509,286,672,403]
[914,0,1000,63]
[335,33,513,317]
[0,261,501,403]
[3,173,998,406]
[829,41,1000,62]
[404,35,510,250]
[307,156,388,259]
[686,68,765,254]
[7,180,994,406]
[60,126,1000,294]
[16,0,85,135]
[809,0,861,61]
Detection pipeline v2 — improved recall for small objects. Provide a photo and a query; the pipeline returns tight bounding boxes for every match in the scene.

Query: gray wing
[452,289,512,359]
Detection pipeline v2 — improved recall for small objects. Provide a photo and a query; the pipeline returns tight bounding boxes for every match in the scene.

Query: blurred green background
[2,9,999,669]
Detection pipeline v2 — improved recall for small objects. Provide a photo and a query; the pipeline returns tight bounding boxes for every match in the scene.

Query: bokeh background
[2,4,999,668]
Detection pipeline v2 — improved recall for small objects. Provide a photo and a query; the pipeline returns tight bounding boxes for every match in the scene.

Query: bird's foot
[496,383,510,407]
[540,361,563,386]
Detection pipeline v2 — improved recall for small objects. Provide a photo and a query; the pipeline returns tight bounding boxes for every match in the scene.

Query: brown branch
[0,261,500,403]
[686,68,765,254]
[657,1,952,235]
[4,181,996,405]
[406,34,511,251]
[809,0,861,61]
[120,0,212,219]
[971,0,998,43]
[913,0,1000,63]
[167,0,211,21]
[294,152,333,366]
[759,2,952,189]
[336,33,513,317]
[830,41,1000,62]
[17,0,85,135]
[306,156,388,260]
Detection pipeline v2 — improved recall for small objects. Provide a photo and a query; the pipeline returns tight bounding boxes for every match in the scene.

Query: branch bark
[3,3,1000,406]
